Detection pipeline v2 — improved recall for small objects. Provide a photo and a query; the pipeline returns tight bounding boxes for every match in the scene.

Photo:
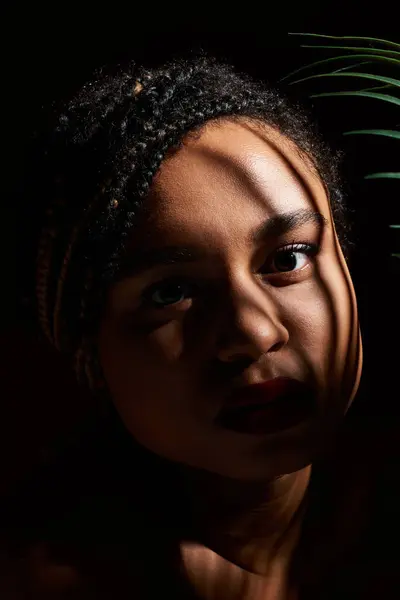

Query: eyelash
[141,242,320,310]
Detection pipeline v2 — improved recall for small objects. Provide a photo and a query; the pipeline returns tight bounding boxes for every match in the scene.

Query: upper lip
[221,377,309,411]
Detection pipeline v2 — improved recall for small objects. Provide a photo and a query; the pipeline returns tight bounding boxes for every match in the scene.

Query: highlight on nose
[216,302,289,364]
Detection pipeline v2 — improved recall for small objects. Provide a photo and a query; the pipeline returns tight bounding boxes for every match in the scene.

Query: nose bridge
[216,275,288,360]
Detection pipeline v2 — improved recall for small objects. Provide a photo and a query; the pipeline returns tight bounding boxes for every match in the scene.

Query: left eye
[268,243,318,274]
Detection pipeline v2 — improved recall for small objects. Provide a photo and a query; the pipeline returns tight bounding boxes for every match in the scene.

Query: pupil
[276,251,297,271]
[156,283,184,304]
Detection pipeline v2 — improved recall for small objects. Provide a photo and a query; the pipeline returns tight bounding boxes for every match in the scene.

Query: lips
[217,377,315,435]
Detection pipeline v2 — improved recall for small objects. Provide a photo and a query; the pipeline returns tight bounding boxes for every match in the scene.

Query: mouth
[216,377,316,435]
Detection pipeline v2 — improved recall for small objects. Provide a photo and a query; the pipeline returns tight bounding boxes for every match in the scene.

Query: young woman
[2,53,394,599]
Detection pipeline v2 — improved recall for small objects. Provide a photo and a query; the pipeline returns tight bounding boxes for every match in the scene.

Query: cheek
[287,253,361,411]
[97,324,197,452]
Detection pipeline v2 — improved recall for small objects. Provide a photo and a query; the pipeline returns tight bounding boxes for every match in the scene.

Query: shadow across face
[98,118,362,481]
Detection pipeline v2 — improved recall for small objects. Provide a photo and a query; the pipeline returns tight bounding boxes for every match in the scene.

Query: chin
[197,418,327,481]
[208,452,314,482]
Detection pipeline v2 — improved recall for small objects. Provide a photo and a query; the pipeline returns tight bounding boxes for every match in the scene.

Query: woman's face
[98,120,362,481]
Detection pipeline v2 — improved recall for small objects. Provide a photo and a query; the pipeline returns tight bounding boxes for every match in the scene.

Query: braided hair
[34,54,351,391]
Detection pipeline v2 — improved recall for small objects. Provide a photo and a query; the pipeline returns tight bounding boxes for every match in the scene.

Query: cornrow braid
[34,54,352,390]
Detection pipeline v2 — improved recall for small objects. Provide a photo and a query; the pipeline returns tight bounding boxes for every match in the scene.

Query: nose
[216,285,289,363]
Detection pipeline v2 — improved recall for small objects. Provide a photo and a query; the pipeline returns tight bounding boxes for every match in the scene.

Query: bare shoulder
[0,458,169,598]
[0,491,185,599]
[0,540,154,599]
[0,541,86,599]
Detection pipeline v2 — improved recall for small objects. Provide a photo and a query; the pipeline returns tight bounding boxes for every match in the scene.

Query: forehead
[136,120,330,242]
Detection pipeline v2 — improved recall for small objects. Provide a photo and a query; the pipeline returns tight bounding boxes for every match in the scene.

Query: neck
[176,464,312,575]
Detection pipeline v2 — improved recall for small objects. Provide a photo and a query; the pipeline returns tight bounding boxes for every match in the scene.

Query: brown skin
[97,119,362,597]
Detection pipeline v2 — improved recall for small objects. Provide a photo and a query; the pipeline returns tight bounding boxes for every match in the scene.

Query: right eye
[142,278,199,310]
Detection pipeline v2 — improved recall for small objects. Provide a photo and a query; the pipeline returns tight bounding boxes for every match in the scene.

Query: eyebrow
[251,208,328,245]
[119,209,328,277]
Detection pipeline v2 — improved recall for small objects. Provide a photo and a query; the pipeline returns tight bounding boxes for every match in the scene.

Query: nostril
[269,340,285,353]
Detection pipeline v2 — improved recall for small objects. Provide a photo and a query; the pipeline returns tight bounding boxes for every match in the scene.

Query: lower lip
[217,391,314,435]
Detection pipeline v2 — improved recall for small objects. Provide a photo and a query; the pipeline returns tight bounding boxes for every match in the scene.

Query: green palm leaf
[296,45,400,58]
[360,84,395,92]
[332,61,373,73]
[280,54,399,83]
[364,172,400,179]
[290,72,400,88]
[343,130,400,140]
[287,33,400,260]
[310,91,400,107]
[288,33,400,51]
